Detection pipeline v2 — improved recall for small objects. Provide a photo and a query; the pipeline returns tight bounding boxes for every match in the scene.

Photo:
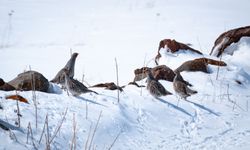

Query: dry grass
[115,58,120,103]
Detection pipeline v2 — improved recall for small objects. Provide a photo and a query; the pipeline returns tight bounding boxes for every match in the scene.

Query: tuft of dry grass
[115,58,120,103]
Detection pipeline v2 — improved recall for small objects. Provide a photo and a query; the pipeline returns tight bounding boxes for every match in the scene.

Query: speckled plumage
[63,70,98,96]
[173,72,197,99]
[146,70,172,98]
[51,53,78,87]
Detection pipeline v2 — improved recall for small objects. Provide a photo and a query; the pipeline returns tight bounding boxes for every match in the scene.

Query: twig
[9,129,18,142]
[26,122,38,150]
[196,37,203,53]
[49,108,68,144]
[70,48,73,56]
[81,72,91,87]
[70,113,77,150]
[30,66,38,129]
[226,84,244,111]
[82,73,85,84]
[15,91,21,128]
[216,55,223,80]
[46,114,50,150]
[39,114,48,144]
[26,123,30,144]
[107,130,122,150]
[115,58,120,103]
[45,134,50,150]
[84,123,93,150]
[86,100,88,120]
[92,144,97,150]
[140,54,147,96]
[88,111,102,150]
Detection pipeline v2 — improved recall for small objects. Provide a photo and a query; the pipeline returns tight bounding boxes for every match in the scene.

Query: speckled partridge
[63,70,98,96]
[146,69,172,98]
[51,53,78,88]
[173,72,197,99]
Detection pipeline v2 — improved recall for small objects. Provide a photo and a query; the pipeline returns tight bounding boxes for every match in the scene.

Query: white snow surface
[1,0,250,150]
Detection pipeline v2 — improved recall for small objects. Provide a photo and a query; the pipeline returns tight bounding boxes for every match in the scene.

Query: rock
[155,39,203,65]
[152,65,176,81]
[0,78,16,91]
[210,26,250,57]
[175,58,227,73]
[0,78,4,86]
[0,83,16,91]
[133,65,175,82]
[133,65,193,86]
[8,71,50,92]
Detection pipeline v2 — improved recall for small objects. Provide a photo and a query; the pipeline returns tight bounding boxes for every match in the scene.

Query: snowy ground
[1,0,250,150]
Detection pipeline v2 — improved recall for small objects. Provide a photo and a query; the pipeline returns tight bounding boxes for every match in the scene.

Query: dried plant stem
[46,114,50,150]
[107,130,122,150]
[216,55,223,80]
[39,110,67,150]
[88,111,102,150]
[115,58,120,103]
[45,134,50,150]
[70,48,73,56]
[9,130,18,142]
[226,84,244,111]
[70,113,77,150]
[15,91,21,128]
[49,108,68,144]
[140,54,147,96]
[30,66,38,129]
[26,122,38,150]
[86,100,88,120]
[84,123,93,150]
[196,37,201,50]
[82,73,85,84]
[81,72,91,87]
[39,114,48,144]
[26,123,30,144]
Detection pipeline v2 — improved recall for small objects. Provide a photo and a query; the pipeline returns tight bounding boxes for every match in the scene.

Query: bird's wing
[50,69,64,83]
[186,87,197,94]
[175,81,189,95]
[153,81,171,95]
[73,79,88,89]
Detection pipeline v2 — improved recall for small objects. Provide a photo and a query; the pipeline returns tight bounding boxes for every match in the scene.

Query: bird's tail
[166,91,172,95]
[88,89,99,95]
[186,87,197,95]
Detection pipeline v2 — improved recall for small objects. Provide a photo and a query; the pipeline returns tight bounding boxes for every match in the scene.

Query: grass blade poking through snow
[30,66,38,129]
[140,54,147,96]
[216,55,223,80]
[70,113,77,150]
[107,129,123,150]
[15,91,21,128]
[88,111,102,150]
[84,123,92,150]
[115,58,120,103]
[49,108,68,145]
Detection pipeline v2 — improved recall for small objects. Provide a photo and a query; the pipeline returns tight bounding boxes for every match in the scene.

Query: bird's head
[72,53,79,58]
[144,68,155,81]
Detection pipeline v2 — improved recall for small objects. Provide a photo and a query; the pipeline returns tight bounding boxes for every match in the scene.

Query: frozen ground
[1,0,250,149]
